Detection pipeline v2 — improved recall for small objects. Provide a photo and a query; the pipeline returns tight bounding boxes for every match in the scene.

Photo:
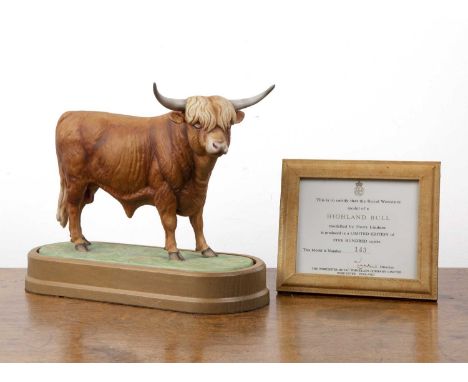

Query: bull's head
[153,83,275,156]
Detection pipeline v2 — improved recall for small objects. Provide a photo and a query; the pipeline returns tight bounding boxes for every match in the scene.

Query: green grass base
[39,242,254,273]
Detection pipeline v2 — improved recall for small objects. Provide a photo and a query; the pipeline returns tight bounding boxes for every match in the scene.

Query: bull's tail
[56,167,68,227]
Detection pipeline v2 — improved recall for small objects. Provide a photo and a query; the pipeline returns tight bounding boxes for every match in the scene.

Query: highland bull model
[55,83,274,260]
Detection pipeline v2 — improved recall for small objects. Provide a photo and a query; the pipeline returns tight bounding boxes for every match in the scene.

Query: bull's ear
[169,111,185,124]
[234,111,245,124]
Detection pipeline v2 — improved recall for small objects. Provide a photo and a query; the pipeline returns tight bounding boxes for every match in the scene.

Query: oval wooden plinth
[25,244,269,314]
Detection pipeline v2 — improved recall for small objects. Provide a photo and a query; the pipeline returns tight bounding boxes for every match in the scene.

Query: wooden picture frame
[276,160,440,300]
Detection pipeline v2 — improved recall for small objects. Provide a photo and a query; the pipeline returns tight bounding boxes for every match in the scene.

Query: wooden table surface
[1,268,468,362]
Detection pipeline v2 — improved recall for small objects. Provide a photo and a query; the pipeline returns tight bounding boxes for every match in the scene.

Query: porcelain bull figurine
[55,83,274,260]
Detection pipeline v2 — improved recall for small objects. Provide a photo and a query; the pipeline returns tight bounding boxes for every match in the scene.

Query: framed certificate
[276,160,440,300]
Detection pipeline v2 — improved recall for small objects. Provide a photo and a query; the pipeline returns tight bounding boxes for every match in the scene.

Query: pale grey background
[1,1,467,267]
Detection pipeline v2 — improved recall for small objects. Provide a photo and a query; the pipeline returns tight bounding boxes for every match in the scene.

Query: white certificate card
[296,179,419,279]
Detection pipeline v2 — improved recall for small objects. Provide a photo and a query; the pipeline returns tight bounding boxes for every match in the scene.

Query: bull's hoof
[71,237,91,246]
[168,252,185,261]
[75,243,89,252]
[201,247,218,258]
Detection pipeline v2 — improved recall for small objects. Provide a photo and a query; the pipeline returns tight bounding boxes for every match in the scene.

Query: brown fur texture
[56,95,247,259]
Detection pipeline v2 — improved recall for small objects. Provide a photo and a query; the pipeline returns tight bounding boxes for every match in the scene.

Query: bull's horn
[229,84,275,110]
[153,83,187,111]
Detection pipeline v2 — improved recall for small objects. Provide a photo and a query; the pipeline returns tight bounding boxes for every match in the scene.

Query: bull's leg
[66,182,88,252]
[190,210,217,257]
[68,202,88,252]
[78,184,99,246]
[156,199,184,261]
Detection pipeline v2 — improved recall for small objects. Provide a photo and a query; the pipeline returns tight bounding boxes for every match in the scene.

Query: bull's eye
[193,123,202,129]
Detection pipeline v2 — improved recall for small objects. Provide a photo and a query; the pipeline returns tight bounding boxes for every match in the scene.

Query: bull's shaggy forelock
[185,96,237,132]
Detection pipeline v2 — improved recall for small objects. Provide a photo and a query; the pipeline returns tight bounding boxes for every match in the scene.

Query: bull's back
[56,111,154,193]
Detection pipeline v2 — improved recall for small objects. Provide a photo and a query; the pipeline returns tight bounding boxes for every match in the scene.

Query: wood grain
[1,268,468,362]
